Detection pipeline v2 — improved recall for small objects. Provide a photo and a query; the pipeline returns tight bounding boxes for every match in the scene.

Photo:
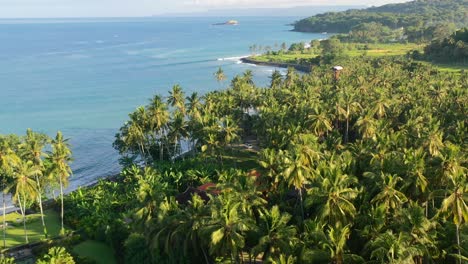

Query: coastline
[240,57,312,73]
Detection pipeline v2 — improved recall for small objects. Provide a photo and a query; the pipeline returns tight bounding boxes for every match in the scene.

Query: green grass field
[1,209,63,249]
[251,42,467,72]
[73,240,116,264]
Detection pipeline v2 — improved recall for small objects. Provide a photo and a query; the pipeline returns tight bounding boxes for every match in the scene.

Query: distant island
[213,20,239,26]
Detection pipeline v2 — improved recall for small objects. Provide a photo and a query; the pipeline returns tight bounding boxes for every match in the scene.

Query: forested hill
[293,0,468,34]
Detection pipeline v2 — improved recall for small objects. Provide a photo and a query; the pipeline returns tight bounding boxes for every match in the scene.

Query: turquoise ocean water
[0,17,321,191]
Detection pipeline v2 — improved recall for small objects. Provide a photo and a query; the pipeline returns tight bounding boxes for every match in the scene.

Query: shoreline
[240,57,312,73]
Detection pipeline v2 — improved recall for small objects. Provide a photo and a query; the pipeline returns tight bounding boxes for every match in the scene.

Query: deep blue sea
[0,17,321,191]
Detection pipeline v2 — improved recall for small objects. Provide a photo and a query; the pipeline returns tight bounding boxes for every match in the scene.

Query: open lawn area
[73,240,116,264]
[430,62,468,73]
[1,209,63,249]
[254,43,424,63]
[252,42,468,73]
[220,147,259,171]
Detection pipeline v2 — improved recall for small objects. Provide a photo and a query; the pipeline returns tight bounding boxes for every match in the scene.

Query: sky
[0,0,409,18]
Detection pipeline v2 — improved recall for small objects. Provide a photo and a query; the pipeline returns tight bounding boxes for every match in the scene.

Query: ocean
[0,17,322,192]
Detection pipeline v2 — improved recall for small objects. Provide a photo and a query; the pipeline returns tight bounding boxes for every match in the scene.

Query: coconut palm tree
[167,112,187,159]
[147,95,170,161]
[21,128,49,238]
[355,113,377,140]
[219,116,241,151]
[324,225,351,264]
[439,180,468,263]
[367,231,422,263]
[270,70,283,89]
[252,206,297,261]
[307,108,333,138]
[370,173,408,214]
[6,160,40,243]
[168,84,186,115]
[0,136,20,247]
[202,194,253,263]
[308,163,359,227]
[243,70,254,85]
[282,152,311,221]
[215,67,227,86]
[336,91,361,143]
[48,131,73,234]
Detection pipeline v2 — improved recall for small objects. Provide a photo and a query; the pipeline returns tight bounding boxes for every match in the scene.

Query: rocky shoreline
[240,57,312,73]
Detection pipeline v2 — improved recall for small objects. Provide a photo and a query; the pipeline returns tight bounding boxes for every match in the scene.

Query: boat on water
[213,20,239,26]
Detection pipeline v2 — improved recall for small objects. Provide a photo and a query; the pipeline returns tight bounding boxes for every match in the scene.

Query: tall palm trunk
[17,193,28,243]
[299,188,304,221]
[159,141,164,161]
[2,189,6,248]
[59,175,64,235]
[345,116,349,144]
[456,224,461,264]
[35,175,48,238]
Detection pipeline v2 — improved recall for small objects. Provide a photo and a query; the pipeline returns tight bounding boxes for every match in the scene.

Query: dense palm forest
[293,0,468,43]
[30,56,462,264]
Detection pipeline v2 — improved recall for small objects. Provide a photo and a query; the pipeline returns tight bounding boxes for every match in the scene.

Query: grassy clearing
[1,209,62,249]
[253,43,424,63]
[430,63,468,72]
[344,43,424,57]
[252,42,467,72]
[73,240,116,264]
[220,148,259,171]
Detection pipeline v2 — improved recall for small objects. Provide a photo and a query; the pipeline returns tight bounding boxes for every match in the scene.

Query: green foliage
[37,247,75,264]
[0,256,15,264]
[294,0,467,43]
[124,233,151,264]
[422,28,468,63]
[58,56,468,263]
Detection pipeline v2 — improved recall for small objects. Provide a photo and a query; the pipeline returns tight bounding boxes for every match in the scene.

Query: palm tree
[259,149,285,192]
[370,173,408,214]
[48,131,73,234]
[283,152,310,220]
[439,181,468,263]
[243,70,254,85]
[396,202,438,262]
[147,95,170,161]
[214,67,226,86]
[219,116,241,151]
[355,113,377,140]
[308,163,359,227]
[284,67,297,88]
[270,70,283,89]
[367,231,422,263]
[307,108,333,138]
[252,206,297,261]
[202,194,253,263]
[336,91,361,143]
[168,84,186,114]
[0,136,20,247]
[21,128,49,238]
[167,112,187,159]
[6,160,40,243]
[324,225,351,264]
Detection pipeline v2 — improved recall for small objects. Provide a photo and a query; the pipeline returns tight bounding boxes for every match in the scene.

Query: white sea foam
[217,55,250,61]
